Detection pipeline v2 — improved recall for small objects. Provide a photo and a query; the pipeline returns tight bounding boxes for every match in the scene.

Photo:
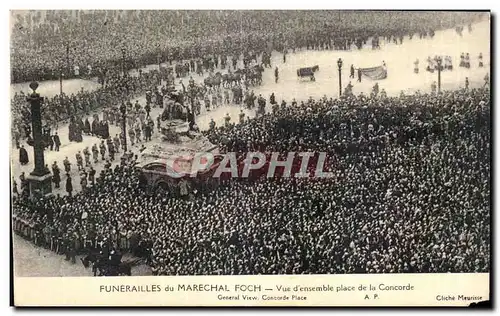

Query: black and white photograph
[9,8,491,307]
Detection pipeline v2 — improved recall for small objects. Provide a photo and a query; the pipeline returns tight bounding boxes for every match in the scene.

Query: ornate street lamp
[59,69,64,98]
[65,42,70,75]
[119,102,128,152]
[157,43,162,71]
[26,82,52,198]
[436,56,442,93]
[337,58,343,97]
[121,48,126,77]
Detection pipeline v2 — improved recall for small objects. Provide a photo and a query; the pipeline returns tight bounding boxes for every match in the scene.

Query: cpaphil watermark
[166,152,335,179]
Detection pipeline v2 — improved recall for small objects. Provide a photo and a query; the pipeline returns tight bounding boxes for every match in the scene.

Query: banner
[359,65,388,80]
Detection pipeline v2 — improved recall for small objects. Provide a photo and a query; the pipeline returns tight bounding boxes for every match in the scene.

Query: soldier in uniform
[212,94,218,108]
[13,179,18,196]
[102,109,109,123]
[80,171,88,191]
[92,144,99,164]
[75,151,84,170]
[63,157,71,173]
[83,147,91,166]
[104,159,112,170]
[108,140,115,161]
[484,73,490,87]
[232,55,238,70]
[217,91,223,106]
[209,118,216,131]
[113,134,121,153]
[270,92,276,105]
[99,140,107,161]
[156,115,161,132]
[89,166,96,185]
[431,81,437,94]
[84,118,91,135]
[380,88,387,99]
[274,67,279,83]
[48,133,54,151]
[19,145,28,165]
[350,64,355,78]
[204,95,211,112]
[134,100,141,112]
[479,53,484,67]
[281,100,287,111]
[224,89,230,105]
[144,121,153,142]
[224,112,231,127]
[465,77,469,90]
[65,173,73,197]
[128,128,136,146]
[272,101,279,115]
[68,235,77,264]
[372,83,379,98]
[135,121,142,143]
[414,59,419,74]
[239,110,245,124]
[145,91,152,106]
[52,161,61,188]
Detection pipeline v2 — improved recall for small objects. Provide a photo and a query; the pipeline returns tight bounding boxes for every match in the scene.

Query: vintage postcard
[10,9,491,307]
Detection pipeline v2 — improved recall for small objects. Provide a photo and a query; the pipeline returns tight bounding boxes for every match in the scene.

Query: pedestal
[26,172,52,198]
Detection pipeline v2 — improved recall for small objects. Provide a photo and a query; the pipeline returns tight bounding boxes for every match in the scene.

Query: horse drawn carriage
[297,66,319,81]
[81,248,135,276]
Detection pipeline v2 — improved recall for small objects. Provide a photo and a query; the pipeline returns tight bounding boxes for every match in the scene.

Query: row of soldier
[412,53,485,74]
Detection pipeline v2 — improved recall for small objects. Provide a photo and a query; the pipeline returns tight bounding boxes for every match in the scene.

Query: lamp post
[121,48,126,78]
[337,58,343,97]
[59,70,64,96]
[120,102,128,153]
[190,93,196,125]
[26,82,52,198]
[157,43,162,71]
[436,56,442,94]
[66,42,70,75]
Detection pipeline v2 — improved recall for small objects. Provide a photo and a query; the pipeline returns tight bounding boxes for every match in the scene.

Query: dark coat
[53,134,61,146]
[84,119,91,134]
[19,147,29,165]
[66,177,73,193]
[52,167,61,184]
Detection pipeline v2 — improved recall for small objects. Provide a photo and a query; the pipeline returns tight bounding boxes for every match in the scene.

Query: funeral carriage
[297,66,319,81]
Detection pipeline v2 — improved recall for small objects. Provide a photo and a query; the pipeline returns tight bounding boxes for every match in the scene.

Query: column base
[26,172,53,198]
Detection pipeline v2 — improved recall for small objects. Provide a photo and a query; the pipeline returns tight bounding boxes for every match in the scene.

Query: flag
[359,65,387,80]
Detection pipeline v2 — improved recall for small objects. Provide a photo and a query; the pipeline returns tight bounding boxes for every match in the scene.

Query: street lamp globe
[29,81,39,94]
[337,58,343,70]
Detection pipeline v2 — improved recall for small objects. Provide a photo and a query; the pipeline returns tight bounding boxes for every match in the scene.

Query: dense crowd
[11,69,163,147]
[11,10,484,82]
[12,87,490,275]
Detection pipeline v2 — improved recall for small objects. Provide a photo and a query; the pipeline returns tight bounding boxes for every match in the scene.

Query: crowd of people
[11,68,164,147]
[11,11,485,83]
[13,86,490,275]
